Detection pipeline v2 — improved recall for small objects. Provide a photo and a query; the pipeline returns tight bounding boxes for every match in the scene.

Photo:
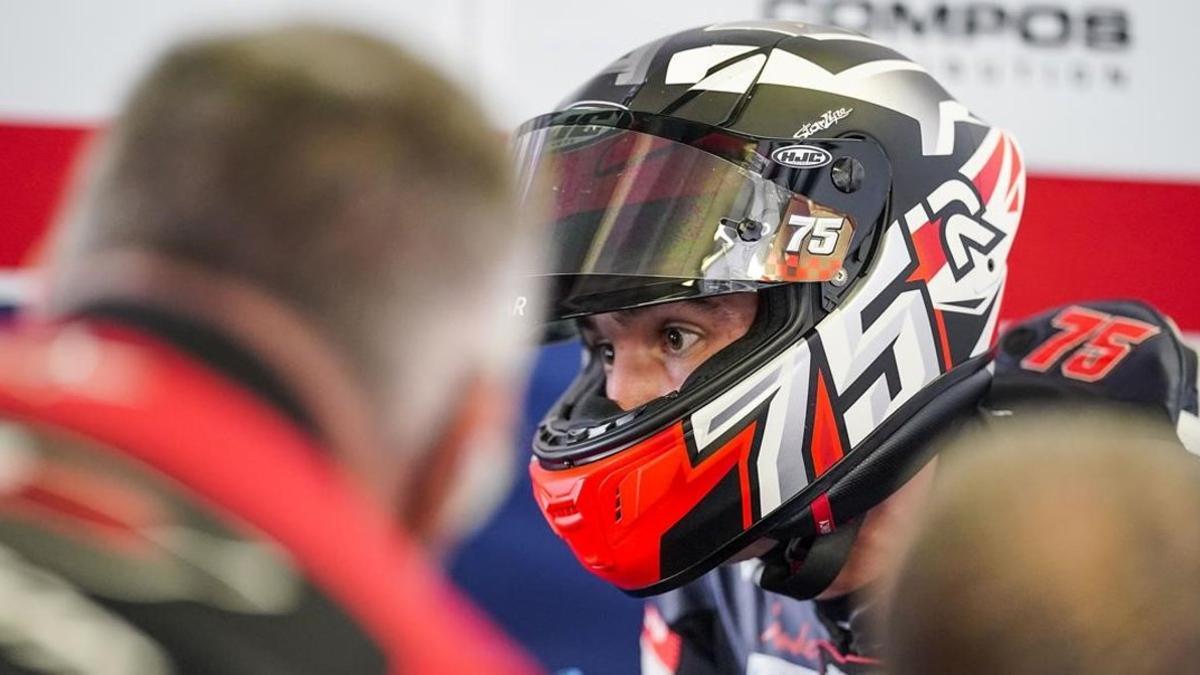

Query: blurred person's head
[518,20,1024,600]
[43,25,541,547]
[885,411,1200,675]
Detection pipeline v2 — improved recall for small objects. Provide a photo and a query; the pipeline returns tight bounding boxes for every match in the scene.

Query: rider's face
[579,293,759,411]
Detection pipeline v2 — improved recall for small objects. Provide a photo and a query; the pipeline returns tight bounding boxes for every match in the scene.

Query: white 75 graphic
[786,215,845,256]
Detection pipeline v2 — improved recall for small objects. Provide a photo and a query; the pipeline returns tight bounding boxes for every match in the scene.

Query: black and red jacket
[0,304,542,675]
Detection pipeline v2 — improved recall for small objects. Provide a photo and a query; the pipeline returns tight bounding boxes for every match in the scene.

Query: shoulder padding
[987,299,1199,451]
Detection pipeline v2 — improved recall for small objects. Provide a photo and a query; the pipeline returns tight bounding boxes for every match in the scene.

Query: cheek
[715,313,756,347]
[665,347,718,390]
[663,362,693,392]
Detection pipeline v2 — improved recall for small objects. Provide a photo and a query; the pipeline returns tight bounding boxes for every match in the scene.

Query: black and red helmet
[516,21,1025,597]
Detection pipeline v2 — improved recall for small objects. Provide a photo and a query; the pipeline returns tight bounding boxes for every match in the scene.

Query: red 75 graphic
[1020,306,1161,383]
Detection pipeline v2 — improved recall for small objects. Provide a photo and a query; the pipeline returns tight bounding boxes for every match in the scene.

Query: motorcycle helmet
[515,20,1025,598]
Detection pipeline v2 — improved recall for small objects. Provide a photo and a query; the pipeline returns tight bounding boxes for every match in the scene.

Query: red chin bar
[530,411,765,593]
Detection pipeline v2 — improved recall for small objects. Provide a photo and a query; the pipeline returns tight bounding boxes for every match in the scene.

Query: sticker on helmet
[762,201,853,282]
[770,145,833,169]
[792,107,854,139]
[785,215,845,256]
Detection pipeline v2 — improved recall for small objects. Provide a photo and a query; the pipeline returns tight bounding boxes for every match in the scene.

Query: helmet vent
[547,502,579,518]
[614,490,623,522]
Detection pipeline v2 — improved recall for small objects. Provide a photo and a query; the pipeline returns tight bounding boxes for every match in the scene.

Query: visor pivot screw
[726,218,765,242]
[831,157,864,193]
[830,268,850,287]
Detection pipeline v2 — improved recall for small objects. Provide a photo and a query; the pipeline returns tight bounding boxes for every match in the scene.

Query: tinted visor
[514,113,871,321]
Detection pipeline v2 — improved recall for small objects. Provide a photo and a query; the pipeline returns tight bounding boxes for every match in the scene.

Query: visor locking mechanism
[721,217,767,243]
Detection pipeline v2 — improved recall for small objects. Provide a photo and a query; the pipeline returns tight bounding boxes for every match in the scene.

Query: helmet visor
[513,122,856,318]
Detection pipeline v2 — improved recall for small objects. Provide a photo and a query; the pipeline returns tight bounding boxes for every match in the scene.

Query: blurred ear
[400,373,519,554]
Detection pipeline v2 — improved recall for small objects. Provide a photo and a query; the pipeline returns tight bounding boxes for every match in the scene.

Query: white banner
[1,0,1196,179]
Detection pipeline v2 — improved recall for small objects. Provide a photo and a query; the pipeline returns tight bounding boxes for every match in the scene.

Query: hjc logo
[771,145,833,168]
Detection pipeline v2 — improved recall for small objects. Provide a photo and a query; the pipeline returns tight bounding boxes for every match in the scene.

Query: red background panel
[0,123,93,267]
[1006,175,1199,328]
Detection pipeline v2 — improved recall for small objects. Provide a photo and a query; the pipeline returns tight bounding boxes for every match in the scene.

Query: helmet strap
[754,354,995,601]
[757,520,862,600]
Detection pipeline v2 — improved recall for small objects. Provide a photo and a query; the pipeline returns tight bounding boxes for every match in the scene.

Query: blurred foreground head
[47,25,540,543]
[0,25,542,674]
[886,411,1200,675]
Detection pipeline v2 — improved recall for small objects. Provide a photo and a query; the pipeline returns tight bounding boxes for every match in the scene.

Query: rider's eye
[597,343,615,365]
[664,327,699,354]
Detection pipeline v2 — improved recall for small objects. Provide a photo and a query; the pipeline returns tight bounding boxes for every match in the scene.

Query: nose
[606,349,675,411]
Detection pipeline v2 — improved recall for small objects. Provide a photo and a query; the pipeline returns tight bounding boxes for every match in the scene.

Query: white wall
[2,0,1195,179]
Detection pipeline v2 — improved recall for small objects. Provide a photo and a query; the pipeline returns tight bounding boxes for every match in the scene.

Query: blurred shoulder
[986,299,1199,451]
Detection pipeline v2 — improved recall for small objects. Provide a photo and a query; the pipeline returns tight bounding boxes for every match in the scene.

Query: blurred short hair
[53,25,538,452]
[886,411,1200,675]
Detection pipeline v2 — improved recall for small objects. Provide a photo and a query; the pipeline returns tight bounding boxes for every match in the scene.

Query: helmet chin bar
[751,356,994,601]
[587,346,996,600]
[531,281,994,600]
